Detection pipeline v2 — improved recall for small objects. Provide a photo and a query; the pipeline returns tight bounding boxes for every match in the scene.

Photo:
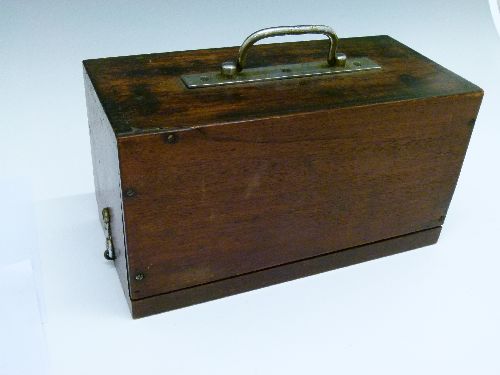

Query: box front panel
[119,94,480,300]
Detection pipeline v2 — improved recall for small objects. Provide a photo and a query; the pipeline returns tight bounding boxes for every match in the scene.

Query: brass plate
[182,57,381,89]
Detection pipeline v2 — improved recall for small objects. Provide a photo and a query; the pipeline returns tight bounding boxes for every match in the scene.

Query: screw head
[125,189,136,197]
[166,133,177,144]
[468,118,476,127]
[135,272,144,281]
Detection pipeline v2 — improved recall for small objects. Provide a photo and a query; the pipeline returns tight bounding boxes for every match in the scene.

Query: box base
[129,227,441,318]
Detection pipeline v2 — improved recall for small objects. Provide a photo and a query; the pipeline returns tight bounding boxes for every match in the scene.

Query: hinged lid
[83,31,481,137]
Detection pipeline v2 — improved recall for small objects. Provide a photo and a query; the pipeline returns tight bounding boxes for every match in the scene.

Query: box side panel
[120,92,482,300]
[84,69,130,299]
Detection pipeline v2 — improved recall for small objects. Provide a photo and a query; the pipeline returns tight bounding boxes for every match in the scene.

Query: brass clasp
[102,207,116,260]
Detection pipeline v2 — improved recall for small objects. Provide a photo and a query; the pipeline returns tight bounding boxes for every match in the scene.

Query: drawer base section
[129,227,441,318]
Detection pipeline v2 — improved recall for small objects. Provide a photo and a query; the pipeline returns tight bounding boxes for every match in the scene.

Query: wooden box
[83,26,483,318]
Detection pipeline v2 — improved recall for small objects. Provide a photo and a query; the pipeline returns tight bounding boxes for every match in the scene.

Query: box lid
[83,35,481,137]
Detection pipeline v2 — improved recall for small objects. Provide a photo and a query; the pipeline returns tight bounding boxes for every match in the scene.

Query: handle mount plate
[182,57,381,89]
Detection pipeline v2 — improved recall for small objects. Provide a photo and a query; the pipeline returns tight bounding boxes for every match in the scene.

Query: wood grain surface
[83,36,482,135]
[84,34,483,315]
[84,71,130,298]
[119,93,481,299]
[130,227,442,318]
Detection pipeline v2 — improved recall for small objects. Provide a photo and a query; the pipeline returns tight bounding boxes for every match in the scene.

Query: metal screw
[135,272,144,281]
[468,118,476,127]
[125,189,136,197]
[166,133,177,144]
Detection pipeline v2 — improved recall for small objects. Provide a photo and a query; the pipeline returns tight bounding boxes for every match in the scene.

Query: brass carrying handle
[221,25,346,77]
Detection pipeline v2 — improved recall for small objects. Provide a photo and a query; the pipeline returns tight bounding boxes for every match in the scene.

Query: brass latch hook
[102,207,116,260]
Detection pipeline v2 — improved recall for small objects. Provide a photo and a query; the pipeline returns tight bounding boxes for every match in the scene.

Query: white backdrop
[1,1,500,374]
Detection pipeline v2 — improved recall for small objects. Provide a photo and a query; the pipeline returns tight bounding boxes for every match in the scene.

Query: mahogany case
[83,35,483,318]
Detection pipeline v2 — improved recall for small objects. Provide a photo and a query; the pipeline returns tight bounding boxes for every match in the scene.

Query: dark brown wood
[83,35,481,136]
[84,34,483,317]
[84,70,129,298]
[119,93,480,300]
[130,226,442,319]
